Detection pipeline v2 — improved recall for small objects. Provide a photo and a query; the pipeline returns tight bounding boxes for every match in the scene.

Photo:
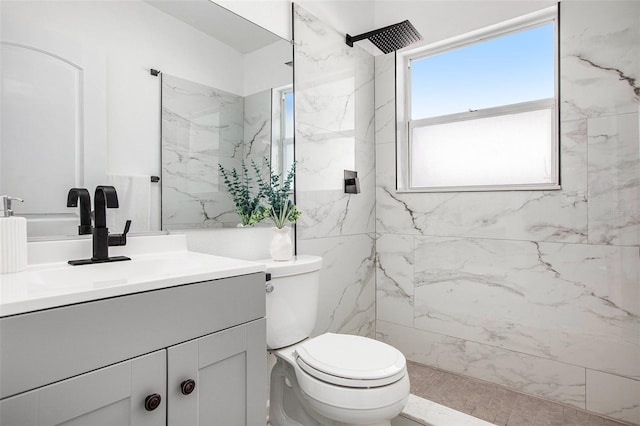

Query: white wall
[4,0,295,237]
[215,0,293,41]
[219,0,552,58]
[216,0,376,43]
[243,39,293,96]
[3,1,245,181]
[176,227,275,260]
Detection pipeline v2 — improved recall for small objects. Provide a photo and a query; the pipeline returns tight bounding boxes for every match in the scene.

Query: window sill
[396,184,562,193]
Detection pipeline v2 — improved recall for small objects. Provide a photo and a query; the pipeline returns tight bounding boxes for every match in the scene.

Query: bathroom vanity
[0,235,267,425]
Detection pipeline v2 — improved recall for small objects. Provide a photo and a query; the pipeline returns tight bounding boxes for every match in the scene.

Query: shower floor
[406,361,632,426]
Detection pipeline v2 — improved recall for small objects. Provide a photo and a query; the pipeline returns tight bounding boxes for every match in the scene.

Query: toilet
[263,255,410,426]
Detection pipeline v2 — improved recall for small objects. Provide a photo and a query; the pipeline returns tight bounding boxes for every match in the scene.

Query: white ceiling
[145,0,284,53]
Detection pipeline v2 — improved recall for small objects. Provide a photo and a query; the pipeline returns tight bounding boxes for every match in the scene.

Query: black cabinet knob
[144,393,162,411]
[180,379,196,395]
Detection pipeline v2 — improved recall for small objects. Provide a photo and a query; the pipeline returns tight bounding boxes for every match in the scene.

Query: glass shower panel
[161,74,244,229]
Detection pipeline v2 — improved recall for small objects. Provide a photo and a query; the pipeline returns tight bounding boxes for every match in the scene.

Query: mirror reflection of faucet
[66,188,92,235]
[67,186,132,266]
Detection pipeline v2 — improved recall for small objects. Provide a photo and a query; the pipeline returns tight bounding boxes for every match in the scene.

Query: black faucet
[68,185,132,266]
[92,185,119,261]
[67,188,92,235]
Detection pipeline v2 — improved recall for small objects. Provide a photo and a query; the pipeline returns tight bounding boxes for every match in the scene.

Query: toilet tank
[262,255,322,349]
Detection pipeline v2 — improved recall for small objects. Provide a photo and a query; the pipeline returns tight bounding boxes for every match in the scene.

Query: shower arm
[346,22,400,47]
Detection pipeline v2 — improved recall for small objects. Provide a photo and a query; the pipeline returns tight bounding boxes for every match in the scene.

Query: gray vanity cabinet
[0,273,267,426]
[0,350,167,426]
[167,319,266,426]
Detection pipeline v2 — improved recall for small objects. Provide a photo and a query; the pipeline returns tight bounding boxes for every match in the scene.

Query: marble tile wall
[161,74,243,229]
[243,89,272,173]
[161,77,274,229]
[293,5,376,337]
[374,2,639,424]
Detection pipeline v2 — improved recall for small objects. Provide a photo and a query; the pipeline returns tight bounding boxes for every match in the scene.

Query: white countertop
[0,235,265,317]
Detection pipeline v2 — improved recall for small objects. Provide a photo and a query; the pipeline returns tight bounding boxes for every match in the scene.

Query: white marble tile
[398,183,588,243]
[560,1,640,121]
[377,320,587,409]
[162,75,245,160]
[296,127,375,238]
[296,124,357,192]
[588,112,640,246]
[376,234,414,327]
[298,234,376,338]
[293,5,357,87]
[586,369,640,425]
[160,186,237,230]
[375,143,423,235]
[293,4,375,239]
[413,236,640,379]
[161,74,244,229]
[296,175,375,239]
[295,73,357,134]
[372,2,639,419]
[375,53,396,145]
[355,51,376,146]
[243,89,272,164]
[559,119,589,195]
[356,130,376,188]
[294,5,374,137]
[293,2,374,193]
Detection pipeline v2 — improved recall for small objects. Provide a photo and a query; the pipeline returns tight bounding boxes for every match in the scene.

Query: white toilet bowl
[263,256,410,426]
[270,333,409,425]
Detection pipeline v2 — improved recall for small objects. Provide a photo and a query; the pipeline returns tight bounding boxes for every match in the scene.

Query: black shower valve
[344,170,361,194]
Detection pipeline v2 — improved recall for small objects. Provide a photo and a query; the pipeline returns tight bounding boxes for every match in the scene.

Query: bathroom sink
[0,250,264,316]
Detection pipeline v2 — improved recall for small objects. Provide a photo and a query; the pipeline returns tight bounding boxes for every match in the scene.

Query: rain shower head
[346,20,422,54]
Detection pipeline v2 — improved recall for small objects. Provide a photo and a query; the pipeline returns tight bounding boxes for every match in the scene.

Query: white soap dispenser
[0,195,27,274]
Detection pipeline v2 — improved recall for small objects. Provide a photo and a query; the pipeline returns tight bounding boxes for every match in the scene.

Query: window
[271,86,295,190]
[397,7,558,192]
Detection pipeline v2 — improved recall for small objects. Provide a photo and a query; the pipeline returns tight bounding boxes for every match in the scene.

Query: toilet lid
[295,333,406,387]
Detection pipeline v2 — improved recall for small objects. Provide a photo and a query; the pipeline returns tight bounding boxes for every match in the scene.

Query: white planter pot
[270,227,292,261]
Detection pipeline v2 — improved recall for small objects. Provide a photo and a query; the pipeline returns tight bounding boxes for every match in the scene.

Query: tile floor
[407,361,633,426]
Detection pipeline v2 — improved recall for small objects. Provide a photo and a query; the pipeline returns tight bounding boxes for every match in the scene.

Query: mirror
[0,0,292,238]
[160,69,293,230]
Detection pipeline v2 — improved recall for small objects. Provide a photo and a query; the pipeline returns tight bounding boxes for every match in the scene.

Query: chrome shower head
[346,20,422,54]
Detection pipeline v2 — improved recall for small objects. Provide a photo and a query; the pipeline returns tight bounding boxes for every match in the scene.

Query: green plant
[218,161,265,226]
[253,158,301,229]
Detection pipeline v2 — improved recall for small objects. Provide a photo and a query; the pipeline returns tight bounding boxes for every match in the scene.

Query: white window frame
[271,84,295,190]
[396,6,559,193]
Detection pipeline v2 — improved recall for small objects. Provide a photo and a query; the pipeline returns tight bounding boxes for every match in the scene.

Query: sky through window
[410,23,554,120]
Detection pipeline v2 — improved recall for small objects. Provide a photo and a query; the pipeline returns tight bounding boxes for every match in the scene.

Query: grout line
[372,231,640,248]
[376,320,632,385]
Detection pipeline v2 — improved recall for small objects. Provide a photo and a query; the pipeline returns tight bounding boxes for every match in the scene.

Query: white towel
[106,174,151,233]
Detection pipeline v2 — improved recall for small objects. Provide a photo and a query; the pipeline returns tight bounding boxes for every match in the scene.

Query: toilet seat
[294,333,406,388]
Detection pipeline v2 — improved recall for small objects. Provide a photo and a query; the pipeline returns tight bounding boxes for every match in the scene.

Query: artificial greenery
[252,158,301,229]
[218,161,265,226]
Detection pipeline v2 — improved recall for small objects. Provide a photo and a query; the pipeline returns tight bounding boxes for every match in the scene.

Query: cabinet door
[0,350,166,426]
[167,319,266,426]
